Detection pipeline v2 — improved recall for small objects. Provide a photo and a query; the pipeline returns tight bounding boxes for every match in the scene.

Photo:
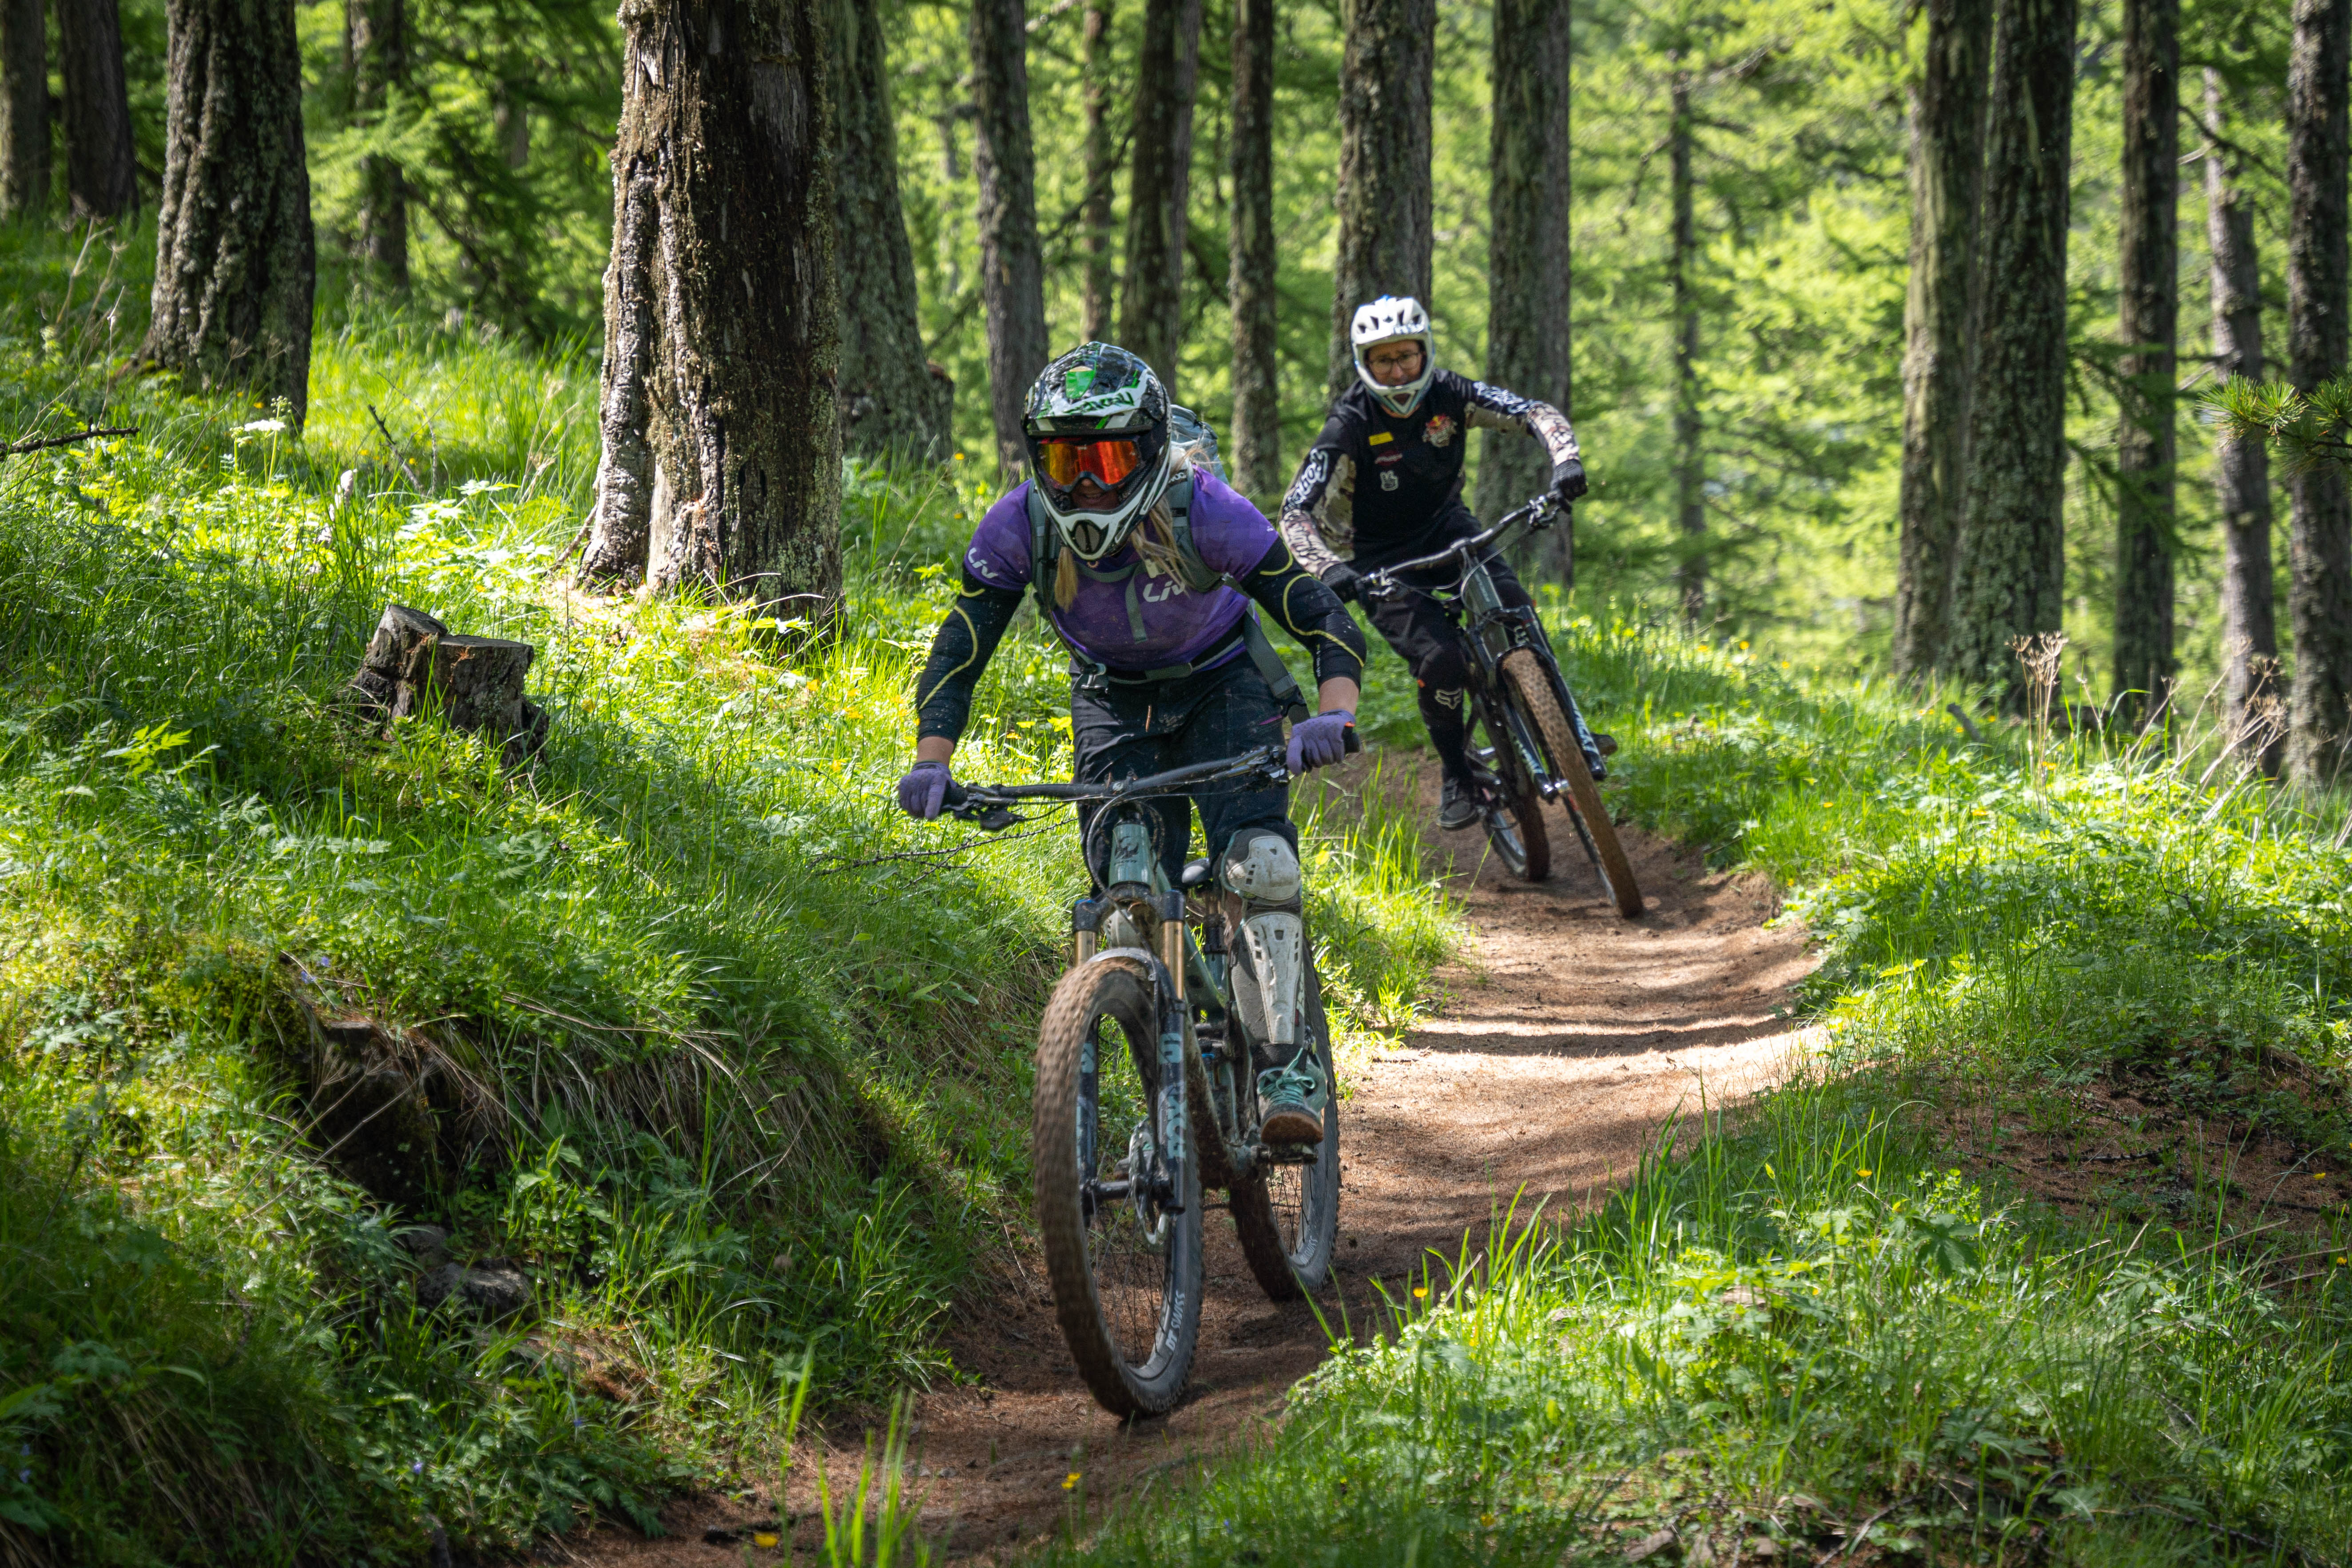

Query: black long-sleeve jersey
[1278,372,1580,573]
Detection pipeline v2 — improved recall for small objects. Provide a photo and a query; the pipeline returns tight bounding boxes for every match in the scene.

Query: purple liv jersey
[962,472,1283,671]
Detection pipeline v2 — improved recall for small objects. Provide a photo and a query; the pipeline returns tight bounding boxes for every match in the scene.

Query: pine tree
[1891,0,1991,678]
[0,0,46,216]
[1228,0,1282,500]
[1119,0,1203,388]
[1328,0,1433,397]
[59,0,137,217]
[575,0,841,607]
[347,0,409,290]
[1671,56,1703,623]
[2285,0,2352,784]
[971,0,1049,472]
[1079,0,1118,344]
[142,0,316,424]
[2111,0,2180,725]
[1945,0,2077,706]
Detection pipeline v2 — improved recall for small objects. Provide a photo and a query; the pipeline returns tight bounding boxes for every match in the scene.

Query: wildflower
[1481,1513,1497,1528]
[1412,1286,1428,1300]
[411,1461,425,1475]
[1062,1472,1081,1491]
[1856,1168,1873,1178]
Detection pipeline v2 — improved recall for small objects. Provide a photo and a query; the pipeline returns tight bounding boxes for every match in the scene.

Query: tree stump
[350,604,549,766]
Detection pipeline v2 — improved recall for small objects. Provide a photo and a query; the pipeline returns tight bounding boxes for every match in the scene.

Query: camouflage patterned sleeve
[1276,444,1357,578]
[1465,381,1581,468]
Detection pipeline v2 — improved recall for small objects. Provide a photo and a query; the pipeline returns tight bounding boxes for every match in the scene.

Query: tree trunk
[347,0,409,290]
[1479,0,1573,586]
[2206,67,2280,773]
[970,0,1049,472]
[1119,0,1202,388]
[831,0,952,462]
[1671,62,1704,625]
[2286,0,2352,785]
[141,0,315,425]
[1328,0,1433,397]
[1080,0,1117,343]
[575,0,842,611]
[1945,0,2077,707]
[1228,0,1280,501]
[59,0,137,217]
[2111,0,2179,726]
[348,604,550,768]
[1891,0,1991,678]
[0,0,46,217]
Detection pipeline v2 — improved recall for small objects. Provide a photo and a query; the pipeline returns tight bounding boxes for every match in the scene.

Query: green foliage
[2205,373,2352,480]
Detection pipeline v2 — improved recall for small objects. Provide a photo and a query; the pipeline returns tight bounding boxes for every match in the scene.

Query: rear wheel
[1500,650,1643,918]
[1032,958,1204,1416]
[1231,939,1341,1299]
[1476,697,1551,883]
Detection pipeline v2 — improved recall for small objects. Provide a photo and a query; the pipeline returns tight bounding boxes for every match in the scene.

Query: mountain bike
[1360,495,1644,917]
[940,745,1342,1417]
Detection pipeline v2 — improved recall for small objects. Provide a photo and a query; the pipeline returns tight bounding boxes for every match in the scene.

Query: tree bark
[1945,0,2077,708]
[1479,0,1573,586]
[347,0,409,290]
[1671,62,1704,624]
[831,0,952,462]
[2111,0,2179,726]
[349,604,550,767]
[2206,67,2280,773]
[1228,0,1280,501]
[576,0,842,611]
[2286,0,2352,785]
[1080,0,1117,343]
[141,0,315,425]
[1119,0,1202,389]
[0,0,46,216]
[59,0,137,217]
[1328,0,1433,397]
[1891,0,1991,678]
[970,0,1049,472]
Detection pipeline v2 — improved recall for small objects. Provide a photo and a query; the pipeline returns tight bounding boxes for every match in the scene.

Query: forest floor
[572,761,1819,1564]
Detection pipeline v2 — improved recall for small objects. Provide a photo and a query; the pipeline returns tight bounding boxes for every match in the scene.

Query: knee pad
[1220,830,1300,910]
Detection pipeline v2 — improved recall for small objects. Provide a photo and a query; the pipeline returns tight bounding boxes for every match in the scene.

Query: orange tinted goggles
[1038,437,1142,489]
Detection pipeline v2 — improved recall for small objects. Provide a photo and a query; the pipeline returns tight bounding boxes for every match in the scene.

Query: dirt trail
[575,768,1816,1564]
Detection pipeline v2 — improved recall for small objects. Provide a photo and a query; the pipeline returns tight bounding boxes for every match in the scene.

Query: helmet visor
[1037,435,1143,494]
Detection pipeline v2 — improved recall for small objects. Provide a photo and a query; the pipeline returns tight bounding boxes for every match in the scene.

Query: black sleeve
[914,569,1027,742]
[1238,538,1367,690]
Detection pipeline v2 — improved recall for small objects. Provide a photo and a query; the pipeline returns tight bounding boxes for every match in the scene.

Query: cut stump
[350,604,549,766]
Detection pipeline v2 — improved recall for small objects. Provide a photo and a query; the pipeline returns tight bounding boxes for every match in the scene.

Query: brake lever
[947,801,1027,832]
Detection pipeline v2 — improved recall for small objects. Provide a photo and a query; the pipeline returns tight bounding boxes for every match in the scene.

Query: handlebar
[1360,492,1561,599]
[941,742,1293,830]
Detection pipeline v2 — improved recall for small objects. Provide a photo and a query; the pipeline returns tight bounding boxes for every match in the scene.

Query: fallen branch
[1944,702,1985,745]
[366,404,428,492]
[3,424,137,458]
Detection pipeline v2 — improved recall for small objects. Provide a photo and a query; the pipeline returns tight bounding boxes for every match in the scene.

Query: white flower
[237,418,288,434]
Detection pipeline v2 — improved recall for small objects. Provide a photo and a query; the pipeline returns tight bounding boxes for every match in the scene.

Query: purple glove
[896,759,952,820]
[1287,710,1355,775]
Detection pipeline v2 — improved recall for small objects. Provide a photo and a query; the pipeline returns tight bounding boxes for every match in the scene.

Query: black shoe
[1437,775,1480,830]
[1593,732,1618,757]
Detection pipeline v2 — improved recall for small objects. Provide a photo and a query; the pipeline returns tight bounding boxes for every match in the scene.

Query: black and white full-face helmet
[1021,343,1174,563]
[1350,295,1436,417]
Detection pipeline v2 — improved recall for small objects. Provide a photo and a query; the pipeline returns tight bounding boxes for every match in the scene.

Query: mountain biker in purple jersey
[894,343,1366,1144]
[1279,296,1595,832]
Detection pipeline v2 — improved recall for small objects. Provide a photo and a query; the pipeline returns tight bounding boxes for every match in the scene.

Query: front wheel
[1231,937,1342,1299]
[1500,650,1644,918]
[1033,958,1204,1417]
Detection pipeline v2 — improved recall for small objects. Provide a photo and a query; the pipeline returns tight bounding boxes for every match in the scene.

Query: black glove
[1321,564,1362,604]
[1550,458,1588,503]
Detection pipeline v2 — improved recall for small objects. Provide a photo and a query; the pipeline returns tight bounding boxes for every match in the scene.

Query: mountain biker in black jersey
[1278,296,1595,832]
[894,343,1367,1144]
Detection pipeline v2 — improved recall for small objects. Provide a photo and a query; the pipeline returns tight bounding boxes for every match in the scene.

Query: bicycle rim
[1478,704,1552,883]
[1033,959,1203,1416]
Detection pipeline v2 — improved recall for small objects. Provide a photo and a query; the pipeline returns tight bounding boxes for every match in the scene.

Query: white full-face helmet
[1350,295,1436,417]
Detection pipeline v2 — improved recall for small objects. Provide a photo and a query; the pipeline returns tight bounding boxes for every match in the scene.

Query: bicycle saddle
[1180,857,1216,890]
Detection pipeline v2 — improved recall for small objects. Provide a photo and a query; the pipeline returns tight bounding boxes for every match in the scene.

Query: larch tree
[1228,0,1282,500]
[60,0,137,216]
[1478,0,1573,585]
[2285,0,2352,785]
[0,0,44,216]
[1670,57,1703,624]
[2205,67,2279,771]
[1079,0,1117,344]
[970,0,1049,472]
[1119,0,1202,389]
[1328,0,1433,397]
[1891,0,1991,679]
[347,0,409,290]
[142,0,315,424]
[574,0,841,608]
[832,0,952,461]
[1945,0,2077,707]
[2112,0,2180,725]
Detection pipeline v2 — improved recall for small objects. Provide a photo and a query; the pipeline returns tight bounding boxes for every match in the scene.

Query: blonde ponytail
[1054,545,1079,609]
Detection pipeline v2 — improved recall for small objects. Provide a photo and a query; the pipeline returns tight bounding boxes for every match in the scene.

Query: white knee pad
[1221,832,1300,908]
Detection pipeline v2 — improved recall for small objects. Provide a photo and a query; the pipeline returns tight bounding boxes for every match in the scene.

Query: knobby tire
[1500,650,1644,917]
[1229,937,1342,1299]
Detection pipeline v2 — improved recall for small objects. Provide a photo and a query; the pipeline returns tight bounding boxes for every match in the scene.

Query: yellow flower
[1480,1514,1496,1528]
[1062,1472,1080,1491]
[954,453,967,461]
[1412,1286,1428,1300]
[1856,1168,1873,1178]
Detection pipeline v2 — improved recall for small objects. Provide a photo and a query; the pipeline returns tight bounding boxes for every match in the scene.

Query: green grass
[0,222,1463,1564]
[1046,626,2352,1567]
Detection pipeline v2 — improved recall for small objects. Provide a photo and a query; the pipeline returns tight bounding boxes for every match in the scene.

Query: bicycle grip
[1344,726,1363,756]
